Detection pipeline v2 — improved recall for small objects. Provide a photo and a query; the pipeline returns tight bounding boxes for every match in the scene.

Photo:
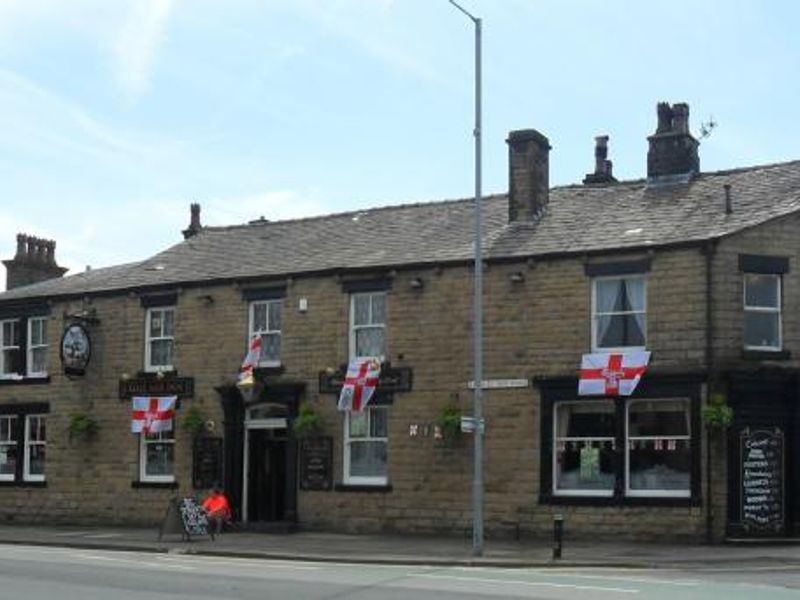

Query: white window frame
[591,275,647,352]
[625,399,691,498]
[23,415,45,482]
[349,292,386,360]
[0,415,17,482]
[343,406,388,486]
[26,317,48,378]
[144,307,175,372]
[743,273,782,351]
[249,300,282,367]
[552,400,615,497]
[139,427,175,483]
[0,319,21,378]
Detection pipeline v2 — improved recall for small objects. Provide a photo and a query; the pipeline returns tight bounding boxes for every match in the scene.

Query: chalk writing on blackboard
[740,428,783,532]
[180,497,210,537]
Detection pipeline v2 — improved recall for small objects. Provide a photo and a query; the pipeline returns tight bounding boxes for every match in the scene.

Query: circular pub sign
[60,323,91,376]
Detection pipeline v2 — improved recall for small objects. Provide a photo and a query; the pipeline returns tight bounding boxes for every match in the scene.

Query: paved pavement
[0,523,798,569]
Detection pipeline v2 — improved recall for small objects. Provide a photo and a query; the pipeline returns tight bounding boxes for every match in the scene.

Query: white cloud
[112,0,176,101]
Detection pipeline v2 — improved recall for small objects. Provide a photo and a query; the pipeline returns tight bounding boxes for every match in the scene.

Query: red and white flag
[131,396,177,434]
[338,358,381,412]
[237,335,262,389]
[578,351,651,396]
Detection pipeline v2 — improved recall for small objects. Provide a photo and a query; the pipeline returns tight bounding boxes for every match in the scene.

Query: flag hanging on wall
[131,396,177,435]
[337,357,382,412]
[578,351,651,396]
[236,335,262,390]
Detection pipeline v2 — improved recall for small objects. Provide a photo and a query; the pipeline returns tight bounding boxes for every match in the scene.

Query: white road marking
[416,573,640,594]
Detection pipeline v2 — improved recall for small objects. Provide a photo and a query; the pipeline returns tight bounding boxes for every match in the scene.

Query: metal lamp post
[448,0,483,557]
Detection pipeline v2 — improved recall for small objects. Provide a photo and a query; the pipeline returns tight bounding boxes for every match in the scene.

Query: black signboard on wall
[300,437,333,491]
[193,437,223,490]
[740,428,784,532]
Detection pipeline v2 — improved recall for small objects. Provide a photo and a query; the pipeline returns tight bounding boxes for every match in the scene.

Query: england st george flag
[578,351,650,396]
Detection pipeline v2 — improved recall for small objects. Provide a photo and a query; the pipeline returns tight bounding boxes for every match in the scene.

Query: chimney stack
[3,234,68,290]
[583,135,616,184]
[507,129,551,222]
[647,101,699,181]
[182,203,203,239]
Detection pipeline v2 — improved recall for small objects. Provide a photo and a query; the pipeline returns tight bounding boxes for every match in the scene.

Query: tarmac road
[0,544,799,600]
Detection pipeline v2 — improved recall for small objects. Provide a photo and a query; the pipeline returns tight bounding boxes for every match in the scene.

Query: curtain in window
[596,278,645,348]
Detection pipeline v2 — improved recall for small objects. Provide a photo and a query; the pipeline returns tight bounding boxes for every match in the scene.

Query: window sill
[131,480,178,489]
[540,493,698,508]
[742,349,791,361]
[0,481,47,488]
[335,483,392,493]
[0,376,51,386]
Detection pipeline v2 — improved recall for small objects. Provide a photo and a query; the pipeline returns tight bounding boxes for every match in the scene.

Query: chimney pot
[14,234,26,259]
[507,129,551,222]
[583,135,616,185]
[183,203,203,239]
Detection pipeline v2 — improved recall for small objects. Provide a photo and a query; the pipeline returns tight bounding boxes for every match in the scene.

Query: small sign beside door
[299,436,332,491]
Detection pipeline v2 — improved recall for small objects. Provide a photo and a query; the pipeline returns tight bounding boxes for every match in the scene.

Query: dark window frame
[537,375,702,507]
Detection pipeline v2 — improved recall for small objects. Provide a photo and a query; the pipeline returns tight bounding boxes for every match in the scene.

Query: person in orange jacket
[202,488,232,533]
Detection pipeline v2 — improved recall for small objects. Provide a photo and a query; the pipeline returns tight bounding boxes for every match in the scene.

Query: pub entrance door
[242,404,295,525]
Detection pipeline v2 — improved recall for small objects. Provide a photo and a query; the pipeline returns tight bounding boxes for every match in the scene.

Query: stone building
[0,102,798,541]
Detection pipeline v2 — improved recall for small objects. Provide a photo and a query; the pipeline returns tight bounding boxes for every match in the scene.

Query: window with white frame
[743,273,782,350]
[549,397,693,499]
[626,399,690,497]
[249,300,282,366]
[553,401,615,496]
[0,416,18,481]
[145,307,175,371]
[592,276,646,350]
[0,319,21,377]
[350,292,386,359]
[344,407,387,485]
[23,415,46,482]
[139,427,175,483]
[0,411,47,483]
[27,317,48,377]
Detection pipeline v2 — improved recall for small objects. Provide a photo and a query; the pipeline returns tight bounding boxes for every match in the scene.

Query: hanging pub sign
[60,323,92,376]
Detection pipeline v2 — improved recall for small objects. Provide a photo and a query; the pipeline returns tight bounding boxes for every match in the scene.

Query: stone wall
[4,213,800,539]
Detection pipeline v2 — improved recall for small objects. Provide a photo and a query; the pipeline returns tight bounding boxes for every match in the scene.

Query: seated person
[202,488,232,533]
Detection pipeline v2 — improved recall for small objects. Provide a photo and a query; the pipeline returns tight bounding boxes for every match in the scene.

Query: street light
[448,0,483,558]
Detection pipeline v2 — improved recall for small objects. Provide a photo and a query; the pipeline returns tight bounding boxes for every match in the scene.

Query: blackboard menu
[180,497,210,537]
[192,437,223,490]
[740,428,784,531]
[300,437,332,491]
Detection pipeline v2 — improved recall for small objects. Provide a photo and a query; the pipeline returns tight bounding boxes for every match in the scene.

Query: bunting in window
[578,351,650,396]
[338,357,381,412]
[236,335,262,390]
[131,396,176,435]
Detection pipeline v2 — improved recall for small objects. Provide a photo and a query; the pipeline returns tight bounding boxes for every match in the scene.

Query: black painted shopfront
[726,369,800,538]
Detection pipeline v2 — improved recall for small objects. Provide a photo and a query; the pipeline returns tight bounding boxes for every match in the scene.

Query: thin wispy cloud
[113,0,176,102]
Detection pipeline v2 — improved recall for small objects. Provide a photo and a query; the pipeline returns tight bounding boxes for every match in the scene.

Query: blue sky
[2,0,800,287]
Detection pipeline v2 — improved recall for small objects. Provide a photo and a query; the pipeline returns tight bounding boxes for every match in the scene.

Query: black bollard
[553,514,564,560]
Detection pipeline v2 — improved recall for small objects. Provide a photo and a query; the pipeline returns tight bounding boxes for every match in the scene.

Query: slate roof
[3,160,800,302]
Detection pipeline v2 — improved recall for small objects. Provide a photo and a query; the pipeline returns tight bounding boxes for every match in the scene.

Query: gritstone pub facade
[1,102,798,542]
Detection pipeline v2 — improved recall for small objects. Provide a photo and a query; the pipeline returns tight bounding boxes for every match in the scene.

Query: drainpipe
[703,239,718,543]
